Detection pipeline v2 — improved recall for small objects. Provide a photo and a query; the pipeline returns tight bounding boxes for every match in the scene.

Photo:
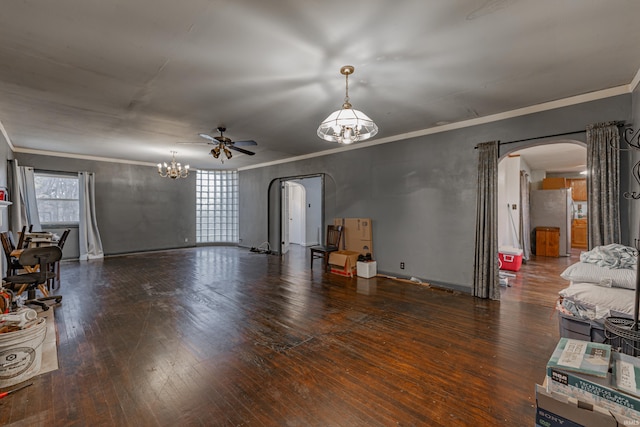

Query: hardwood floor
[0,245,580,426]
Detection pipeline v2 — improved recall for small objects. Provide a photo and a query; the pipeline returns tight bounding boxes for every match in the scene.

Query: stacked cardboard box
[537,337,640,425]
[333,218,373,256]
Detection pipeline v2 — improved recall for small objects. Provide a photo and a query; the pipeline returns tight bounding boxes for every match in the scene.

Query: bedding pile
[556,244,638,322]
[579,243,637,269]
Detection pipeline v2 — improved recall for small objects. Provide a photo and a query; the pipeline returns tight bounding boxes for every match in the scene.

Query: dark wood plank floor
[0,245,580,426]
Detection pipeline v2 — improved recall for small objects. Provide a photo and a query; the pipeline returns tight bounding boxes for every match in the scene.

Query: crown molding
[238,84,630,171]
[13,147,158,167]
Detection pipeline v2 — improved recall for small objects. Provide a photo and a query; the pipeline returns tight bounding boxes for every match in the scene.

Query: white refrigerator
[530,188,573,257]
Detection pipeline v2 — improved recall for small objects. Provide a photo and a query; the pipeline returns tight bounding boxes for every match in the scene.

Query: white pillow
[560,262,637,290]
[559,282,636,316]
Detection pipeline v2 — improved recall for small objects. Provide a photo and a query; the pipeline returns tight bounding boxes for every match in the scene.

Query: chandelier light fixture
[317,65,378,145]
[157,151,189,179]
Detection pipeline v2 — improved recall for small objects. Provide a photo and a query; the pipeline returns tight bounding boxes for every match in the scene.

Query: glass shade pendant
[317,65,378,144]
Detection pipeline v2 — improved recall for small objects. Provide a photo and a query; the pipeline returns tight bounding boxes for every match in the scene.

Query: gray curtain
[9,160,41,232]
[78,171,104,260]
[473,141,500,300]
[586,122,620,248]
[519,170,531,261]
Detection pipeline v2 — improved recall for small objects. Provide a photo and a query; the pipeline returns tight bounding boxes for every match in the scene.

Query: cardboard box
[328,250,360,277]
[535,384,620,427]
[546,364,640,421]
[334,218,373,256]
[356,261,377,278]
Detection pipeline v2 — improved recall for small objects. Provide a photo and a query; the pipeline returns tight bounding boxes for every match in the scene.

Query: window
[35,173,80,225]
[196,170,238,243]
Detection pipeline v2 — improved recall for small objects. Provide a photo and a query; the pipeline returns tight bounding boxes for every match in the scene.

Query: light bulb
[341,127,354,144]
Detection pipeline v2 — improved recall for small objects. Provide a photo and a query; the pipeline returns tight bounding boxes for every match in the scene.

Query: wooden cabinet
[542,177,587,201]
[542,178,587,202]
[571,219,588,249]
[542,177,568,190]
[536,227,560,257]
[569,178,587,201]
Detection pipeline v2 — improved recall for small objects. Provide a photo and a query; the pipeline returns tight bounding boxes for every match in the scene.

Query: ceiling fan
[181,126,257,163]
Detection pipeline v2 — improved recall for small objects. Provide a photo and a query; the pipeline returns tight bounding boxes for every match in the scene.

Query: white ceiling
[1,0,639,171]
[513,142,587,174]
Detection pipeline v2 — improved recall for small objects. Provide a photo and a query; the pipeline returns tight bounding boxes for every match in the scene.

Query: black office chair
[4,246,63,311]
[310,225,343,271]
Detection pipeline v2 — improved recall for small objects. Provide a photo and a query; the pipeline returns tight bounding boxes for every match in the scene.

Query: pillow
[560,262,637,290]
[559,282,636,316]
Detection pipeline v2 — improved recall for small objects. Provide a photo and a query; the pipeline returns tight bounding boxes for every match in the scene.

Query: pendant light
[317,65,378,144]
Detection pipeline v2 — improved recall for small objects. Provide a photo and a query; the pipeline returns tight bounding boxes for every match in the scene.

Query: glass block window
[196,170,238,243]
[34,172,80,225]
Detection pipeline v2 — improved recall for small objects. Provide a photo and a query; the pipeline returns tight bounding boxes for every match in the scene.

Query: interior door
[281,182,290,254]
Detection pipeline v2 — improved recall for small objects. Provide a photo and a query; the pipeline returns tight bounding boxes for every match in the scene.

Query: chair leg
[37,284,49,298]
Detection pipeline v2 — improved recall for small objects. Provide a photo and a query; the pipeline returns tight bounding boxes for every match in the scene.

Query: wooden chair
[310,225,343,271]
[57,229,71,251]
[16,225,27,249]
[0,232,21,276]
[49,228,71,290]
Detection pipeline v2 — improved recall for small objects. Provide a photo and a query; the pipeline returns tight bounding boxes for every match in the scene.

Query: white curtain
[9,160,41,232]
[78,171,104,260]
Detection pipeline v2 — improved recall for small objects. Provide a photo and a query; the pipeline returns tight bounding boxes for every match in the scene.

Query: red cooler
[499,247,523,272]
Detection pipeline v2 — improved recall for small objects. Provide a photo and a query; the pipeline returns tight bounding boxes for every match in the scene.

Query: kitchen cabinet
[571,219,588,249]
[542,177,569,190]
[569,178,587,201]
[536,226,560,257]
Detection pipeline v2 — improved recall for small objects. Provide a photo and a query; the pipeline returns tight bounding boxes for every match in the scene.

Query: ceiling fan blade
[227,145,255,156]
[199,133,216,142]
[232,140,258,147]
[178,141,212,145]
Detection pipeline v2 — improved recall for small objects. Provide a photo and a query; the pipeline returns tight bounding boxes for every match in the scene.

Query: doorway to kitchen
[497,140,587,289]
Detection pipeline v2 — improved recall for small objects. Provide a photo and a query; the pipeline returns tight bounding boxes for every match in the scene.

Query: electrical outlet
[400,262,405,269]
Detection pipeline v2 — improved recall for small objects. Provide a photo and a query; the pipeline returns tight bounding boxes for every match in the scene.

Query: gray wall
[239,95,633,291]
[14,153,196,256]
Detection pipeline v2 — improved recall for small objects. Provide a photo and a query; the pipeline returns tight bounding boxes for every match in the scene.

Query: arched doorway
[498,140,586,261]
[267,174,324,255]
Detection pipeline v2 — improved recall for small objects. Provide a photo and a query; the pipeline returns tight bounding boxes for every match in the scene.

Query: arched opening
[497,140,587,279]
[267,174,324,255]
